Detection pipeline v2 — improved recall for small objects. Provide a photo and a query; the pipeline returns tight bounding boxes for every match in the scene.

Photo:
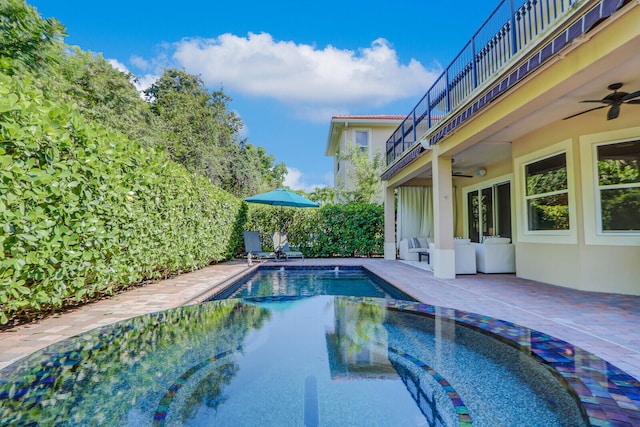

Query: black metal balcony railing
[384,0,624,170]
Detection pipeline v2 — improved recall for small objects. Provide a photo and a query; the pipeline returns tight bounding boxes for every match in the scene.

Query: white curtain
[397,186,434,244]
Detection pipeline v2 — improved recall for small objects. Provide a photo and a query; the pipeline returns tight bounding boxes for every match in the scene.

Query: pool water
[0,296,592,426]
[1,267,638,426]
[210,266,416,301]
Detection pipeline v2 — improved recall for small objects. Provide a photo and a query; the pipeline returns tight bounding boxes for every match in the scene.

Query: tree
[0,0,66,75]
[337,143,384,204]
[309,186,336,205]
[144,69,286,198]
[54,48,161,148]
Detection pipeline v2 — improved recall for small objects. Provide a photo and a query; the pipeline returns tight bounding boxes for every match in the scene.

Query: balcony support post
[432,148,456,279]
[383,186,397,260]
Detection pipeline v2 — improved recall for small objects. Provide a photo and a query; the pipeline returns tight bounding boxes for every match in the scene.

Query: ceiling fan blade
[582,99,614,105]
[562,105,606,120]
[607,104,620,120]
[622,90,640,101]
[626,100,640,104]
[452,172,473,178]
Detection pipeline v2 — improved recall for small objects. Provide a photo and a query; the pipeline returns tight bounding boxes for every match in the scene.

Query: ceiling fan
[563,82,640,121]
[452,169,486,178]
[452,172,473,178]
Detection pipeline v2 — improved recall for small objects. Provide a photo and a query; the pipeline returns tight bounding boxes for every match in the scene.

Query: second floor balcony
[383,0,629,179]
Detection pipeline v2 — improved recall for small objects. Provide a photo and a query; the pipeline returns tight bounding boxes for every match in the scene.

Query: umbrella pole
[278,206,284,254]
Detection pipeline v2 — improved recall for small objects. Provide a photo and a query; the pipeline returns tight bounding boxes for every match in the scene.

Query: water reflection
[2,296,629,426]
[326,298,395,379]
[0,300,270,426]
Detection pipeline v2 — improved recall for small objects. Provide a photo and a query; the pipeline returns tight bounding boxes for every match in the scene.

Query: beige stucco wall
[338,125,395,204]
[511,114,640,295]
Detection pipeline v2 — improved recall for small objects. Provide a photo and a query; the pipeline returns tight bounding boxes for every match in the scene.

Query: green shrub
[0,73,241,324]
[244,203,383,257]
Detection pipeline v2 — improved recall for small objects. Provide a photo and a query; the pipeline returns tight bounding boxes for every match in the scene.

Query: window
[467,181,511,243]
[355,130,368,152]
[524,153,569,231]
[596,140,640,233]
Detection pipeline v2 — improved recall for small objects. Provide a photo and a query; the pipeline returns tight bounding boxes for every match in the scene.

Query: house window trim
[515,139,577,244]
[580,127,640,247]
[353,128,371,155]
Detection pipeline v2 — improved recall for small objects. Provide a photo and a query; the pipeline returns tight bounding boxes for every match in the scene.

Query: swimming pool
[1,268,638,426]
[209,265,416,301]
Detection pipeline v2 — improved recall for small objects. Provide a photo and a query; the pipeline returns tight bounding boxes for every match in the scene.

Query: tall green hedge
[244,203,384,258]
[0,73,242,324]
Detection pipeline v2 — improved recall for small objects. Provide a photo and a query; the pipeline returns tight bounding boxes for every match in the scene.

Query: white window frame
[462,173,513,241]
[353,129,370,154]
[580,127,640,246]
[515,139,577,244]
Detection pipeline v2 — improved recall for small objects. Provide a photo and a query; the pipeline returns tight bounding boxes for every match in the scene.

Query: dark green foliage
[313,204,384,257]
[54,48,162,149]
[145,69,286,198]
[0,73,242,324]
[244,203,384,258]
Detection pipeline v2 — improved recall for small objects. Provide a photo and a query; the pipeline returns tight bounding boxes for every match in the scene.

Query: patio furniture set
[399,236,515,274]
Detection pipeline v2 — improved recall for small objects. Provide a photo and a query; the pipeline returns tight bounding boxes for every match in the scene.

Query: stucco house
[381,0,640,295]
[326,115,404,203]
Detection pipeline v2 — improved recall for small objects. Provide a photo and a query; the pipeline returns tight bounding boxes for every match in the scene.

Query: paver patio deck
[1,258,639,383]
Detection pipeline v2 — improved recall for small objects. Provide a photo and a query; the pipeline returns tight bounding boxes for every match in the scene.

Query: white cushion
[407,237,428,248]
[475,242,515,273]
[453,238,471,245]
[484,237,511,245]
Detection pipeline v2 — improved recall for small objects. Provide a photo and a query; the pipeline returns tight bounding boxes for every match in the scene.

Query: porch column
[432,151,456,278]
[383,186,396,259]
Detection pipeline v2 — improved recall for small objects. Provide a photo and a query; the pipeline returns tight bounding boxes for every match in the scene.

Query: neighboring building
[326,115,404,203]
[381,0,640,295]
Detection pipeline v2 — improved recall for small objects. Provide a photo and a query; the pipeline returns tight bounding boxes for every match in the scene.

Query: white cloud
[130,55,149,70]
[170,33,440,113]
[106,58,158,94]
[133,73,160,93]
[283,167,332,192]
[107,58,129,73]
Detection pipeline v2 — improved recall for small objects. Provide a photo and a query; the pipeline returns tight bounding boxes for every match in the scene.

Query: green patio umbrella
[244,188,319,255]
[243,188,319,208]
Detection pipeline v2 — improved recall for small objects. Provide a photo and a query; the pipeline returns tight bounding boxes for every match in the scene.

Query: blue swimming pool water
[2,268,637,425]
[209,266,416,301]
[0,295,593,426]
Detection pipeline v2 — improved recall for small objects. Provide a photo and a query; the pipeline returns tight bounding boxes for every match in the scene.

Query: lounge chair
[243,231,276,261]
[273,232,305,261]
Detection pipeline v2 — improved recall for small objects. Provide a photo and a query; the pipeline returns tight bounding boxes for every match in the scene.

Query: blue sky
[28,0,498,191]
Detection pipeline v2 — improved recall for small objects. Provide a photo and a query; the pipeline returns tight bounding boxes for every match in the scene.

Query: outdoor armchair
[243,231,277,261]
[273,232,305,261]
[474,237,515,273]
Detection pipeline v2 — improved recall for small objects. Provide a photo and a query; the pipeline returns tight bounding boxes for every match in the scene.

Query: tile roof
[331,114,405,120]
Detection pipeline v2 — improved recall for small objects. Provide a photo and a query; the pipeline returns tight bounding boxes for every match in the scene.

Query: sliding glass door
[467,182,511,242]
